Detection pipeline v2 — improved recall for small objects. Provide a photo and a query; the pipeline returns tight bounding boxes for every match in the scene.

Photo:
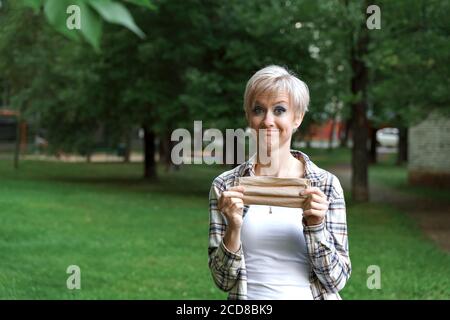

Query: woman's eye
[252,106,264,115]
[273,106,286,115]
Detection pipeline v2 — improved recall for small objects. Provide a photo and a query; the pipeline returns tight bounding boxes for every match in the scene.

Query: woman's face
[248,91,303,151]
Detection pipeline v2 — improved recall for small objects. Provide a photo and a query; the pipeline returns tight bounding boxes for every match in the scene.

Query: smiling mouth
[261,129,279,132]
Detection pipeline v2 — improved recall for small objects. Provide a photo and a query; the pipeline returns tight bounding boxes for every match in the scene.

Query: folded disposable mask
[238,176,310,208]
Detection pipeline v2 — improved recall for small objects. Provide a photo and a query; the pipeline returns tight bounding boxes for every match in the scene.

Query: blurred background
[0,0,449,299]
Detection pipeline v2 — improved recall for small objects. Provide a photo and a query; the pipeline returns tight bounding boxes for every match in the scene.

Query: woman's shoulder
[292,149,344,199]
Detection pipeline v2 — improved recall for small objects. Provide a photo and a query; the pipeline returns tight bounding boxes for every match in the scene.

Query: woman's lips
[264,129,279,135]
[261,129,279,132]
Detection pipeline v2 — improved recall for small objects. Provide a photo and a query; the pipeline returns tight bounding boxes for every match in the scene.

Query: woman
[208,65,351,300]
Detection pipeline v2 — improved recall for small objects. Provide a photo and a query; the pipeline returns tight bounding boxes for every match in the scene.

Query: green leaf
[43,0,81,42]
[87,0,145,39]
[124,0,156,10]
[78,2,103,52]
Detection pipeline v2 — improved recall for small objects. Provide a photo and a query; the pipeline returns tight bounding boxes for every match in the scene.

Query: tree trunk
[340,118,352,148]
[369,127,378,164]
[328,117,336,150]
[350,16,370,202]
[123,130,132,163]
[396,127,408,165]
[160,130,179,172]
[143,124,157,179]
[158,133,167,169]
[14,116,20,170]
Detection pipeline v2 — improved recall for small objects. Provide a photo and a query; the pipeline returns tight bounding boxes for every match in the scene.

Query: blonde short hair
[243,65,310,120]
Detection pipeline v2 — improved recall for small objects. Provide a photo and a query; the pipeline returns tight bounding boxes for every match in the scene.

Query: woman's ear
[294,112,305,130]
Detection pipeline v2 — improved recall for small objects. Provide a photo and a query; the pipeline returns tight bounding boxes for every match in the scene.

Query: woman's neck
[255,146,303,178]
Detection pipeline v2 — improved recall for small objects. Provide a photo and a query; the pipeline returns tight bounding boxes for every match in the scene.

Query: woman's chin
[259,142,279,153]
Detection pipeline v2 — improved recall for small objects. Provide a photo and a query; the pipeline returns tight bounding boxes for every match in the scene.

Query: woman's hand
[301,187,329,226]
[218,186,245,229]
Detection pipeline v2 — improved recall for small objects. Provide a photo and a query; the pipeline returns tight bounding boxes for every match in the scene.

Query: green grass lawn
[0,156,449,299]
[300,147,351,168]
[370,163,450,203]
[305,147,449,203]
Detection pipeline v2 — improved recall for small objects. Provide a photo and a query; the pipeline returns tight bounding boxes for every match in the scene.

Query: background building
[409,111,450,187]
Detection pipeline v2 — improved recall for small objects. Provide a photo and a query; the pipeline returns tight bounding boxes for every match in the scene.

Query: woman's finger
[223,199,244,213]
[222,191,245,199]
[219,194,244,212]
[222,196,243,208]
[309,202,329,211]
[303,209,324,217]
[233,201,244,210]
[309,193,325,203]
[228,186,245,193]
[301,187,326,199]
[231,197,244,205]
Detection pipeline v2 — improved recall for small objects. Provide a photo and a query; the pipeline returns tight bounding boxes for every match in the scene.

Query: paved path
[331,164,450,252]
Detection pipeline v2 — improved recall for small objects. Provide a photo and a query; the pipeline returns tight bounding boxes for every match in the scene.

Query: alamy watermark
[171,121,282,168]
[64,4,380,32]
[366,5,381,30]
[66,5,81,30]
[367,265,381,289]
[66,265,81,290]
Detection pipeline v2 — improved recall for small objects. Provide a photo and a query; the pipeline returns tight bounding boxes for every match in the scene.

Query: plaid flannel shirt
[208,150,351,300]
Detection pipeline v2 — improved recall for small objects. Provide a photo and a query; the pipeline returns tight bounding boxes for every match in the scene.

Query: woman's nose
[262,111,275,127]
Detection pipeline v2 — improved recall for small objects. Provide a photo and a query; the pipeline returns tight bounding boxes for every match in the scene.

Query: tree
[0,0,154,168]
[22,0,153,51]
[368,0,450,166]
[4,0,446,188]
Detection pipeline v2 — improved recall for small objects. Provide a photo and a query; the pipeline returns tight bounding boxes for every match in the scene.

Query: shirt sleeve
[208,181,243,292]
[302,175,351,293]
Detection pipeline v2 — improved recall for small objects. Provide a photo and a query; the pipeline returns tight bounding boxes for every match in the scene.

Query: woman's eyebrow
[273,100,289,105]
[254,100,288,106]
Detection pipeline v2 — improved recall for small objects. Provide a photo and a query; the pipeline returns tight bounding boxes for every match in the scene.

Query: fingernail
[300,190,305,195]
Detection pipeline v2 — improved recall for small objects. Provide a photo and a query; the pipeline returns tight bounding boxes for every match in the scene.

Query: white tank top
[241,204,313,300]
